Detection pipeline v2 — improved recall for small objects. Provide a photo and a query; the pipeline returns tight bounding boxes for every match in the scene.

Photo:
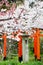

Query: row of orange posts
[33,28,41,60]
[1,33,7,60]
[0,28,43,61]
[32,28,43,61]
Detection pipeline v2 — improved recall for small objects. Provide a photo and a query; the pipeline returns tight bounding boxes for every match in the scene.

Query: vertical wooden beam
[18,35,22,62]
[36,29,41,61]
[34,33,37,60]
[3,33,7,60]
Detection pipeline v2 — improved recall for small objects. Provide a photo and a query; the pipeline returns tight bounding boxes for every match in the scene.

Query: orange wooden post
[34,33,37,60]
[3,33,7,60]
[18,35,22,62]
[36,29,41,60]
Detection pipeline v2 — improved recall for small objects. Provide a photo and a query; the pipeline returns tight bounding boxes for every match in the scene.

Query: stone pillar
[21,34,29,62]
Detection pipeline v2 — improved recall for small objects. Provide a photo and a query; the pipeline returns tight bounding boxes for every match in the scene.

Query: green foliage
[28,38,34,55]
[0,60,43,65]
[1,4,7,9]
[40,37,43,54]
[8,0,16,3]
[17,0,23,2]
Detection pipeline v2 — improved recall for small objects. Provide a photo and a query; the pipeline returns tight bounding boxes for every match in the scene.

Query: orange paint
[3,33,7,58]
[34,33,37,58]
[36,29,40,60]
[18,35,22,57]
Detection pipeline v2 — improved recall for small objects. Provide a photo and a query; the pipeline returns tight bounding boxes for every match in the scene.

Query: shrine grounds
[0,57,43,65]
[0,38,43,65]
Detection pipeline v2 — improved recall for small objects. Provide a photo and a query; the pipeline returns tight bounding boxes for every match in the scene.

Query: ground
[0,55,43,65]
[0,38,43,65]
[0,59,43,65]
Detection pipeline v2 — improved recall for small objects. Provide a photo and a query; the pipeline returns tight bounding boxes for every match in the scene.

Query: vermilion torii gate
[18,28,43,62]
[32,28,43,61]
[0,29,42,62]
[0,32,22,61]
